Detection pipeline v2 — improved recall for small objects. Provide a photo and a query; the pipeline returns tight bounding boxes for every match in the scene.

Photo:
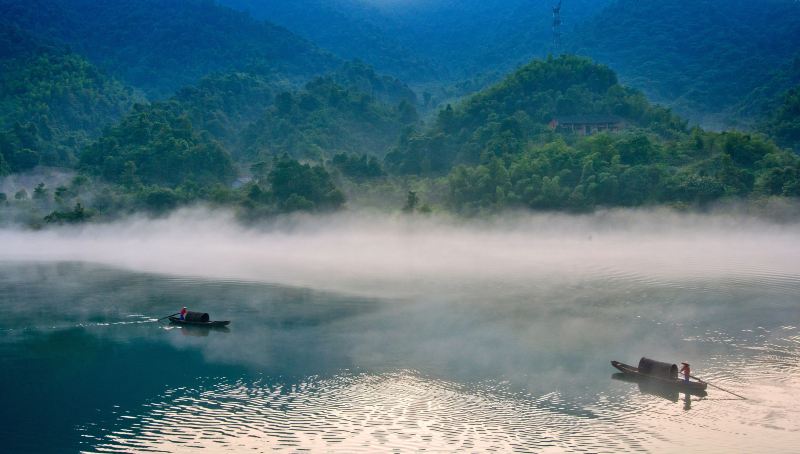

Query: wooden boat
[168,311,229,327]
[168,316,230,327]
[611,359,708,392]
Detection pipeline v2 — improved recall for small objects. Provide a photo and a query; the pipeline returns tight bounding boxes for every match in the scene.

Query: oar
[157,312,181,321]
[690,374,748,400]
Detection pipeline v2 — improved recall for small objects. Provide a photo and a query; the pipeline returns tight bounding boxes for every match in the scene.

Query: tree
[44,202,92,224]
[268,157,345,212]
[32,182,48,201]
[403,191,419,213]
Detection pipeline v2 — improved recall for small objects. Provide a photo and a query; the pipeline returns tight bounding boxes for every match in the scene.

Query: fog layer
[1,208,798,298]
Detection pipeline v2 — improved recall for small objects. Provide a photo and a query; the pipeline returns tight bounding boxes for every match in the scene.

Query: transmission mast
[552,0,562,54]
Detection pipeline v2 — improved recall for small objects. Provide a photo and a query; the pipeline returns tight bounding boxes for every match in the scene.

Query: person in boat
[680,362,691,383]
[180,307,187,320]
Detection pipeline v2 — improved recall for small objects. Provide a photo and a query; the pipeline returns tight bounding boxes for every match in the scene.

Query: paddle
[157,312,181,321]
[690,374,748,400]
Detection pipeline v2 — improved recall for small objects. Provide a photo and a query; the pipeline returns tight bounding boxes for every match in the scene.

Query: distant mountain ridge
[217,0,612,82]
[0,0,340,98]
[568,0,800,128]
[0,24,137,173]
[388,56,800,213]
[218,0,800,129]
[386,55,683,175]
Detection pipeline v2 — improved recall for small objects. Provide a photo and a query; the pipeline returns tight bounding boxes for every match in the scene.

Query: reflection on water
[0,262,799,453]
[612,373,708,402]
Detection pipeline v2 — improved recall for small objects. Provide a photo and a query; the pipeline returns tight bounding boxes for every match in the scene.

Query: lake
[1,255,799,453]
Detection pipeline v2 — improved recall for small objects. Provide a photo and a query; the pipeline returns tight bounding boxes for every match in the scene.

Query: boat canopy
[184,311,210,323]
[638,357,678,380]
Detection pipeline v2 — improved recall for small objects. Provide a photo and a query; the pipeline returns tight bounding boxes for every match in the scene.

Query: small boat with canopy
[611,357,708,392]
[169,311,230,327]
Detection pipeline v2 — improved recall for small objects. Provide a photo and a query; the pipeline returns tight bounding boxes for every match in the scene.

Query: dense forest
[218,0,612,83]
[240,76,418,162]
[0,0,798,227]
[0,0,338,97]
[384,56,800,213]
[764,86,800,152]
[0,24,137,173]
[386,56,684,174]
[219,0,800,129]
[569,0,800,127]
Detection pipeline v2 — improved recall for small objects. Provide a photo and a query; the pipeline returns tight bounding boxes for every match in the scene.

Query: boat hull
[611,360,708,392]
[168,316,230,327]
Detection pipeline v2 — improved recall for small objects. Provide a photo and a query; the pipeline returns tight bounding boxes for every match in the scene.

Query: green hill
[570,0,800,127]
[386,56,683,175]
[79,60,417,177]
[79,104,236,189]
[0,0,339,98]
[218,0,611,83]
[67,61,414,217]
[240,76,418,162]
[0,25,137,173]
[386,56,800,213]
[763,86,800,152]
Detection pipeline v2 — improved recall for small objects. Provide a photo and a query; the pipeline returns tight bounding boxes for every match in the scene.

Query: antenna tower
[552,0,562,54]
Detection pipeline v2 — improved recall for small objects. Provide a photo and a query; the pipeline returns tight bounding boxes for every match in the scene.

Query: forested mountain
[764,87,800,152]
[218,0,611,82]
[738,57,800,125]
[568,0,800,127]
[0,25,137,174]
[331,61,418,106]
[386,56,800,213]
[1,0,799,225]
[0,0,339,97]
[219,0,800,128]
[386,56,684,175]
[241,76,418,162]
[80,103,237,188]
[217,0,438,82]
[82,60,417,171]
[68,60,415,215]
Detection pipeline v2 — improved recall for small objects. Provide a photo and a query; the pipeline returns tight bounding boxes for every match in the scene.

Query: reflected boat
[169,317,230,327]
[178,324,230,336]
[612,372,707,400]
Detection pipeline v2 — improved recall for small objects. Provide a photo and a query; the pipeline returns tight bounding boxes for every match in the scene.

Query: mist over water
[1,208,799,452]
[1,207,798,299]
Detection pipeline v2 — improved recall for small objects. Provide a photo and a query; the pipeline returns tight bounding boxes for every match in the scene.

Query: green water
[1,262,799,453]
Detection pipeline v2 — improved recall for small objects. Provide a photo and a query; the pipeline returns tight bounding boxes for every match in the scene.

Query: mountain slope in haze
[218,0,611,83]
[77,60,417,190]
[240,76,418,162]
[161,61,416,160]
[384,56,800,213]
[0,25,138,173]
[764,86,800,152]
[386,55,683,174]
[0,0,339,98]
[737,57,800,127]
[569,0,800,128]
[218,0,439,82]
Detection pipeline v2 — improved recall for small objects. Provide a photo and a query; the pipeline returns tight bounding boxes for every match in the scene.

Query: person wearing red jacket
[680,362,691,382]
[180,307,187,320]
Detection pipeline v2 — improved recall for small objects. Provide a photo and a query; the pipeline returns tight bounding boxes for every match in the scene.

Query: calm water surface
[1,262,798,453]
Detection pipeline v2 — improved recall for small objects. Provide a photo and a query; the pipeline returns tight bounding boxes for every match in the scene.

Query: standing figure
[180,306,187,320]
[680,362,691,383]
